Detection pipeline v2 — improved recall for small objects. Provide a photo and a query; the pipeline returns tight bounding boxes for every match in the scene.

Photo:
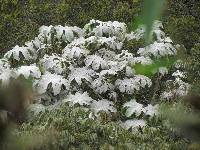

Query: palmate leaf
[16,65,41,79]
[62,46,89,60]
[85,55,108,70]
[137,40,176,57]
[84,19,127,40]
[92,77,114,94]
[4,45,37,62]
[115,75,152,94]
[90,99,117,115]
[123,99,158,117]
[63,92,93,106]
[35,72,70,95]
[133,56,176,77]
[68,67,96,85]
[40,54,70,75]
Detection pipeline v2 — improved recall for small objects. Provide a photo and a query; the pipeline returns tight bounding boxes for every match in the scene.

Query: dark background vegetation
[0,0,140,54]
[0,0,199,54]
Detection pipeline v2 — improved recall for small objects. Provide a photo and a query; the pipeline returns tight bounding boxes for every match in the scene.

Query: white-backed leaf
[63,92,93,106]
[36,72,69,95]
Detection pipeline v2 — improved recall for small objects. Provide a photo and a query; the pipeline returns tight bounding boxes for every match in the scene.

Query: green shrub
[163,0,200,50]
[15,104,188,150]
[1,0,200,54]
[164,16,200,51]
[185,44,200,83]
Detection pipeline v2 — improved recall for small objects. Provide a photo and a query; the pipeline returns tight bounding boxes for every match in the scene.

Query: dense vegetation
[1,0,200,52]
[16,104,187,150]
[0,0,141,53]
[0,0,200,149]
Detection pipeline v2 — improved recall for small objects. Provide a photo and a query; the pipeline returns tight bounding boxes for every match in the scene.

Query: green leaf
[130,16,143,31]
[133,56,176,77]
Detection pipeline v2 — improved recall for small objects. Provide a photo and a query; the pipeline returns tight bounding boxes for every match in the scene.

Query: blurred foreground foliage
[159,101,200,149]
[133,56,176,77]
[141,0,165,43]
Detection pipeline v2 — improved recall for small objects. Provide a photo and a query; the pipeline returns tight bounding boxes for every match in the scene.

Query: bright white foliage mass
[115,75,152,94]
[0,70,15,85]
[63,46,89,60]
[120,119,147,130]
[85,55,108,70]
[63,92,93,106]
[84,19,126,40]
[4,45,36,61]
[161,69,190,101]
[123,99,158,117]
[138,41,176,58]
[0,20,189,129]
[123,100,144,117]
[36,72,69,95]
[68,67,95,85]
[91,99,117,115]
[40,54,70,75]
[16,65,41,79]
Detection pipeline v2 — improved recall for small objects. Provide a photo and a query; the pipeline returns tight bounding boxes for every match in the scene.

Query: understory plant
[13,104,187,150]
